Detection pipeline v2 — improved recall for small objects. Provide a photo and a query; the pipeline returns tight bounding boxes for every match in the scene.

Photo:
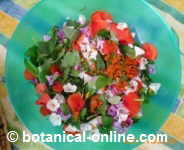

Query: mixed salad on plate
[24,11,161,134]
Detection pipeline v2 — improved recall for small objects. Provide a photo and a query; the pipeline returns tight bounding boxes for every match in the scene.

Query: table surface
[0,0,184,150]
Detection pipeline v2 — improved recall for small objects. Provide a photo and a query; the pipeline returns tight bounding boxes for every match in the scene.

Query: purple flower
[43,35,51,41]
[108,105,118,117]
[80,27,91,37]
[46,75,54,86]
[32,79,38,84]
[148,64,156,74]
[74,65,81,71]
[56,108,71,121]
[57,30,65,41]
[113,121,127,134]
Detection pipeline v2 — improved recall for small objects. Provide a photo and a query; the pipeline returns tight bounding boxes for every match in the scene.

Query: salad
[24,11,161,134]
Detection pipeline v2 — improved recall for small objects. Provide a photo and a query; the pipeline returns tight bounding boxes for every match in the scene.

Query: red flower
[142,43,158,60]
[102,40,119,55]
[123,92,141,117]
[36,83,47,94]
[24,69,35,80]
[90,11,112,37]
[52,81,63,93]
[91,11,112,21]
[67,93,85,119]
[111,23,134,45]
[50,65,61,74]
[36,93,50,106]
[40,106,51,116]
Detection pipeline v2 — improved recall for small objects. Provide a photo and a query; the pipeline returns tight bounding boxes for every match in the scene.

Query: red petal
[24,70,35,80]
[123,92,141,117]
[91,11,112,22]
[36,93,50,106]
[102,40,119,55]
[90,20,110,37]
[111,23,134,45]
[142,43,158,60]
[50,65,61,74]
[40,106,51,116]
[52,82,63,93]
[36,83,47,94]
[67,93,85,113]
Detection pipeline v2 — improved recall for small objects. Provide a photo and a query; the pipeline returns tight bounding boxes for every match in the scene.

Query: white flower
[149,83,161,93]
[124,79,138,95]
[139,57,148,70]
[64,124,80,132]
[53,94,65,104]
[134,46,145,57]
[89,50,98,60]
[118,113,129,123]
[78,14,86,25]
[108,96,121,104]
[105,89,114,98]
[63,83,77,93]
[80,123,93,131]
[89,116,102,127]
[117,22,128,30]
[49,113,62,126]
[131,32,136,38]
[46,99,60,112]
[128,44,134,48]
[79,72,93,83]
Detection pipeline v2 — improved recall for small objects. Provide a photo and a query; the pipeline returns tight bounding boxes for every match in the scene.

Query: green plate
[5,0,181,149]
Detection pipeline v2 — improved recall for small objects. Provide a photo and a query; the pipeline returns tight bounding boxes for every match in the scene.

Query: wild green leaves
[119,44,135,58]
[95,75,112,89]
[96,54,106,71]
[62,51,80,67]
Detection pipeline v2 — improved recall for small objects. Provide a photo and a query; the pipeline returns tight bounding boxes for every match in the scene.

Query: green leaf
[102,115,113,128]
[62,51,80,67]
[62,67,71,83]
[24,58,38,76]
[37,41,50,54]
[96,54,106,71]
[60,103,70,115]
[37,60,52,82]
[63,26,80,41]
[95,75,112,89]
[25,45,38,58]
[71,70,80,77]
[119,44,136,58]
[98,125,112,134]
[97,29,111,40]
[80,108,87,120]
[97,104,108,116]
[66,20,80,28]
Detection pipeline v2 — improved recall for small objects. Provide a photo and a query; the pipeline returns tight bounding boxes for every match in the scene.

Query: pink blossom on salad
[49,113,62,126]
[63,83,77,93]
[46,99,60,112]
[43,35,51,41]
[148,64,156,74]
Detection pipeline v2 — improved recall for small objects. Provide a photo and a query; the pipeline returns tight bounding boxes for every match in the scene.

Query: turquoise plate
[5,0,181,149]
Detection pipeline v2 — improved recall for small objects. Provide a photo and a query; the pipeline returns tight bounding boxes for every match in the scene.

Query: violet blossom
[43,35,51,41]
[57,29,65,42]
[148,64,156,74]
[56,108,71,121]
